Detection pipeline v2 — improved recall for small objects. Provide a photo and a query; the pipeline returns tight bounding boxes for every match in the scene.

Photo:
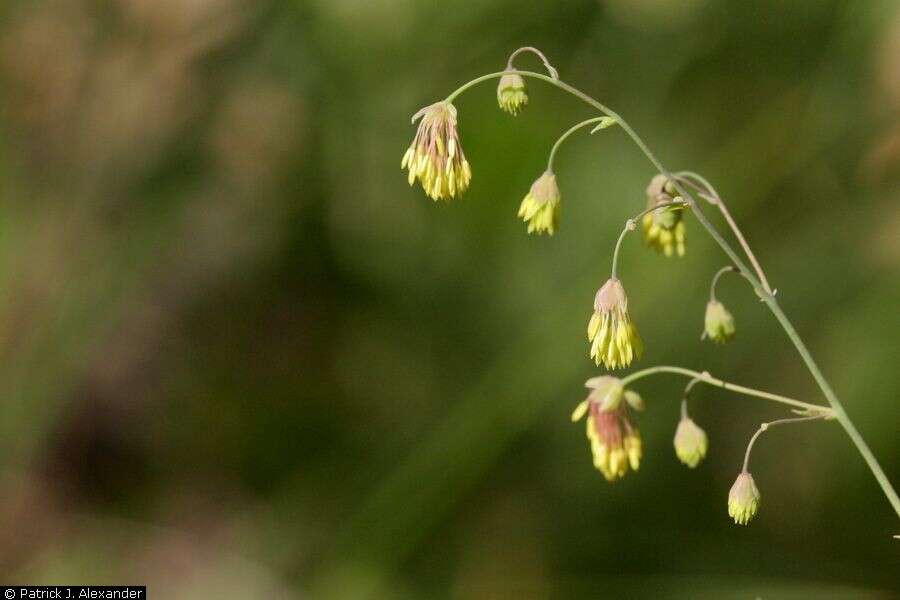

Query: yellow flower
[497,71,528,115]
[728,472,761,525]
[517,170,560,235]
[401,101,471,202]
[673,416,708,468]
[587,278,643,369]
[641,174,686,257]
[571,377,642,481]
[703,300,736,343]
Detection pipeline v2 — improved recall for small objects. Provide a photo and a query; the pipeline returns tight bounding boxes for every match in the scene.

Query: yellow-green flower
[571,377,642,481]
[642,174,686,257]
[497,71,528,115]
[587,278,643,369]
[704,300,736,343]
[401,101,471,202]
[517,170,560,235]
[728,472,761,525]
[673,416,708,468]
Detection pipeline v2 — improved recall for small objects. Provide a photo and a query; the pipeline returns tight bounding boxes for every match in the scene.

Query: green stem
[610,200,685,279]
[620,365,827,413]
[676,171,774,294]
[442,69,900,520]
[709,265,736,302]
[548,118,605,171]
[742,415,827,473]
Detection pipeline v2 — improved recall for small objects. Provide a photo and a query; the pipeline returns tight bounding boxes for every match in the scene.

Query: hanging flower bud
[587,278,643,369]
[641,174,686,257]
[703,300,736,343]
[673,416,708,468]
[517,170,560,235]
[571,378,643,481]
[728,472,761,525]
[497,70,528,115]
[401,101,472,202]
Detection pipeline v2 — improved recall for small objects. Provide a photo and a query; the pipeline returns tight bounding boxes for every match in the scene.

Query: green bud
[497,71,528,115]
[728,472,761,525]
[673,416,708,468]
[704,300,736,343]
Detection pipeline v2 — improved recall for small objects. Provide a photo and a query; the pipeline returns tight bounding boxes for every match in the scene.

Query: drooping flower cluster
[588,278,643,369]
[517,170,560,235]
[642,174,686,257]
[402,101,471,201]
[571,377,644,481]
[497,71,528,115]
[703,300,736,343]
[673,415,708,468]
[398,53,811,530]
[728,472,761,525]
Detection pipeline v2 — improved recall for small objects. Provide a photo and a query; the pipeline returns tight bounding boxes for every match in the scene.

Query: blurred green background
[0,0,898,597]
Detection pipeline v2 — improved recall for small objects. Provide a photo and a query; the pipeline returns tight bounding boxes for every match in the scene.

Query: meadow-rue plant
[572,377,642,481]
[704,300,736,343]
[497,70,528,115]
[674,414,708,469]
[728,472,761,525]
[403,47,900,531]
[642,174,687,257]
[517,170,560,235]
[401,101,471,201]
[588,278,643,369]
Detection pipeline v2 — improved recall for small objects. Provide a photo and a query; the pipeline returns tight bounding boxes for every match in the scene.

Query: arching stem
[709,265,736,302]
[440,69,900,520]
[548,118,605,171]
[611,200,686,279]
[742,415,827,473]
[506,46,559,80]
[620,365,828,414]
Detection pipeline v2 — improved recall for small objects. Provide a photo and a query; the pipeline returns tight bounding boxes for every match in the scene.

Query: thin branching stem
[619,365,826,413]
[709,265,736,302]
[506,47,559,79]
[547,118,605,171]
[610,200,686,279]
[742,415,828,473]
[442,69,900,520]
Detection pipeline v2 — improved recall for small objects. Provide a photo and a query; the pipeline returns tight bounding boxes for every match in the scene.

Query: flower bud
[673,416,708,468]
[641,174,686,257]
[517,170,560,235]
[587,278,643,369]
[402,101,471,201]
[572,379,643,482]
[497,71,528,115]
[728,472,761,525]
[704,300,736,343]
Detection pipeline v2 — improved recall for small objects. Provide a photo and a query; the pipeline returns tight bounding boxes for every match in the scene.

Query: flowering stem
[506,47,559,80]
[620,365,828,414]
[742,415,828,473]
[676,171,774,294]
[442,69,900,520]
[610,200,686,279]
[547,118,605,172]
[709,265,736,302]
